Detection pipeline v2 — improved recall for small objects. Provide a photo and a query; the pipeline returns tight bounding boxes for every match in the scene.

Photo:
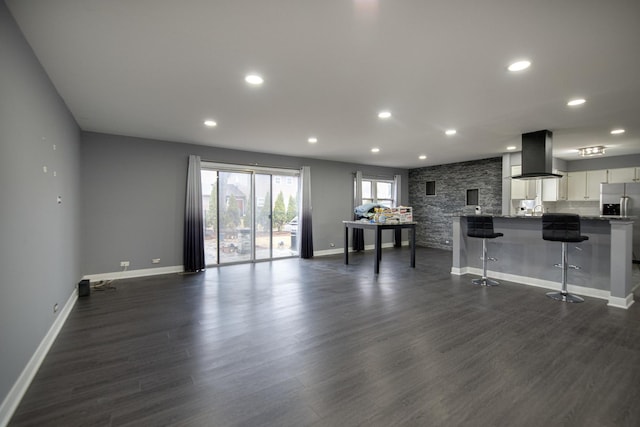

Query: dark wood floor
[9,247,640,426]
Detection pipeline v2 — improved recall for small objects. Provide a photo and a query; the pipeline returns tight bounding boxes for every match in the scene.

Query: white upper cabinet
[567,170,608,201]
[567,171,586,201]
[511,165,537,199]
[542,171,567,201]
[586,169,608,199]
[608,167,639,183]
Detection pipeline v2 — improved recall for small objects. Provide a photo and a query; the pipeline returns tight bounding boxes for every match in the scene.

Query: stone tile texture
[409,157,503,249]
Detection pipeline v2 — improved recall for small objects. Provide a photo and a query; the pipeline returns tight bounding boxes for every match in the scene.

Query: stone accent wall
[409,157,503,250]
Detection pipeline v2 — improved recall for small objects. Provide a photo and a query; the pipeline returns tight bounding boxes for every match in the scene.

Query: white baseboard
[82,265,184,283]
[314,248,345,257]
[608,294,635,310]
[0,289,77,427]
[450,267,469,276]
[452,266,632,307]
[314,241,409,258]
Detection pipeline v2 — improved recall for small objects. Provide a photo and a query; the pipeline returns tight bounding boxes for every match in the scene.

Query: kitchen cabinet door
[510,165,537,199]
[568,170,607,200]
[586,169,608,200]
[542,171,567,201]
[608,167,638,183]
[511,166,525,199]
[567,171,587,200]
[557,172,568,200]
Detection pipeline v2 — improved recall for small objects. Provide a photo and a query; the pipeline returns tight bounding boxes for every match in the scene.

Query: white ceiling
[7,0,640,168]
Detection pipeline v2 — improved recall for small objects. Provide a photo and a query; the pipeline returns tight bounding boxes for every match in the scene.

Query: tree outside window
[273,191,286,231]
[286,195,298,223]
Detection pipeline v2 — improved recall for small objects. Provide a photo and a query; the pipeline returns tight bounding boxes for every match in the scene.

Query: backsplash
[551,200,600,216]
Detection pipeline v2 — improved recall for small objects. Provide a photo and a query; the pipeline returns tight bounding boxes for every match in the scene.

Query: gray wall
[80,132,409,274]
[408,157,503,249]
[0,1,81,406]
[567,153,640,172]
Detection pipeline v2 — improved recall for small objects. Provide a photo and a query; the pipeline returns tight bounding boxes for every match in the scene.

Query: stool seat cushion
[467,216,503,239]
[542,213,589,242]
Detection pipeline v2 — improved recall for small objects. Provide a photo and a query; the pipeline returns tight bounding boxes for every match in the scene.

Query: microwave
[602,203,620,216]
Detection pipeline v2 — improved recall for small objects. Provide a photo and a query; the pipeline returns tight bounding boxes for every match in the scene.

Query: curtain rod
[354,172,397,180]
[201,159,301,174]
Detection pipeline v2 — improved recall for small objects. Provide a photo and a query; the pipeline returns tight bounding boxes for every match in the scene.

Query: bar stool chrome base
[471,238,500,286]
[541,213,589,305]
[546,291,584,303]
[472,277,500,287]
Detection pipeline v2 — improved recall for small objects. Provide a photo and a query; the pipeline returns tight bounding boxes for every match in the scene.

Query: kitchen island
[451,215,636,309]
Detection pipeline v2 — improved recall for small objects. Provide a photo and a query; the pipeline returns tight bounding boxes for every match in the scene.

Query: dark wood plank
[8,247,640,426]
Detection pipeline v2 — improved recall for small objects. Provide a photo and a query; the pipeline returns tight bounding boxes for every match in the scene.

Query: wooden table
[343,221,417,274]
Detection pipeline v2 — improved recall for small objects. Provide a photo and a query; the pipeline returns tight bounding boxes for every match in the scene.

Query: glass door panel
[255,174,272,260]
[201,170,218,266]
[272,174,299,258]
[218,171,252,264]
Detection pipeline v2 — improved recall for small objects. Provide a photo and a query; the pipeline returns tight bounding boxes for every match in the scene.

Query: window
[362,179,395,207]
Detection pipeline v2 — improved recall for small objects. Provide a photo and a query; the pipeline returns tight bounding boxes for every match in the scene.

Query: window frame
[361,178,396,207]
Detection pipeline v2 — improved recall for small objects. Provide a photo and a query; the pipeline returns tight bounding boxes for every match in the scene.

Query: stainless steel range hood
[512,130,562,180]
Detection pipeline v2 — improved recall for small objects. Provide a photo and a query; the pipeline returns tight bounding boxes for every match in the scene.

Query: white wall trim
[453,267,625,306]
[314,248,344,257]
[82,265,184,282]
[450,267,469,276]
[313,241,409,258]
[0,289,77,427]
[608,294,635,310]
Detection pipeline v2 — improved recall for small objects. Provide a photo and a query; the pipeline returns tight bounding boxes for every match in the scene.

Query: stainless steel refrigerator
[600,182,639,262]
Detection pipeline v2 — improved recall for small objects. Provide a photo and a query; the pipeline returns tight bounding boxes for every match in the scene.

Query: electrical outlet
[120,261,130,267]
[152,258,160,264]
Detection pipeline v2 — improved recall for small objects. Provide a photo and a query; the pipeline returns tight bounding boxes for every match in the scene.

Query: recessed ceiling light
[371,147,380,153]
[204,120,217,127]
[508,60,531,72]
[567,98,586,106]
[506,146,517,151]
[445,129,457,136]
[610,128,625,135]
[419,155,427,160]
[378,111,392,119]
[308,137,318,144]
[245,74,264,85]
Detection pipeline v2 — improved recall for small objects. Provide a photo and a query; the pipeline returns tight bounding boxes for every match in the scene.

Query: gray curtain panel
[184,155,205,272]
[300,166,314,258]
[352,171,365,251]
[393,174,402,247]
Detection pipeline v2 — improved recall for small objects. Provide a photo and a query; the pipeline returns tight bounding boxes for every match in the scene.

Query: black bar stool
[542,213,589,303]
[466,216,503,286]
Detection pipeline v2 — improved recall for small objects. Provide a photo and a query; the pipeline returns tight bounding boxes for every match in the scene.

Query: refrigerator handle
[620,196,629,217]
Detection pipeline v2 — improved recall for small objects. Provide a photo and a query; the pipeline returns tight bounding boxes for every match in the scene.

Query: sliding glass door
[201,164,299,266]
[271,173,299,259]
[255,173,272,261]
[218,171,253,264]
